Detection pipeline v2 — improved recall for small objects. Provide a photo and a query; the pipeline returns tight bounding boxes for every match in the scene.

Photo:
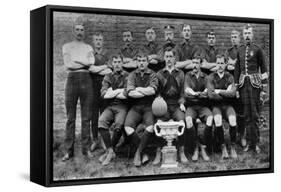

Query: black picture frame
[30,4,274,187]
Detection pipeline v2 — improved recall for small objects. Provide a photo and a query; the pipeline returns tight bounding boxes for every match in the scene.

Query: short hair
[72,23,85,31]
[164,47,176,57]
[92,32,104,37]
[192,53,203,63]
[231,30,240,36]
[111,54,123,61]
[136,51,149,61]
[145,27,156,32]
[182,24,192,30]
[122,30,133,36]
[206,30,216,37]
[216,54,227,63]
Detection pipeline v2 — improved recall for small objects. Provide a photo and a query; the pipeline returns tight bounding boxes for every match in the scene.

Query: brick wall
[53,11,270,131]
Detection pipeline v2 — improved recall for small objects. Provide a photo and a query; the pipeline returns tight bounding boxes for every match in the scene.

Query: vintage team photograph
[52,10,272,181]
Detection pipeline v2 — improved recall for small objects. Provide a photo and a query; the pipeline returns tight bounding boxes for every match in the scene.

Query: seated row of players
[98,49,237,166]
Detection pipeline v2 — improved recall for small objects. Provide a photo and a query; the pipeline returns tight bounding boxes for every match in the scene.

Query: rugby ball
[152,97,168,117]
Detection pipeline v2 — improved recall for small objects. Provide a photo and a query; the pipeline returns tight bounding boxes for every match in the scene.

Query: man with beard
[175,24,201,73]
[119,30,139,73]
[89,33,112,152]
[124,53,158,167]
[97,54,129,165]
[234,24,268,153]
[62,23,95,161]
[207,55,238,159]
[158,25,177,64]
[201,30,220,74]
[153,48,188,165]
[225,30,245,147]
[184,56,213,162]
[140,27,163,72]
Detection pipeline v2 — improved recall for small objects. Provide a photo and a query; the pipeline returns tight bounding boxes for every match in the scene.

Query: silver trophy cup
[154,120,185,168]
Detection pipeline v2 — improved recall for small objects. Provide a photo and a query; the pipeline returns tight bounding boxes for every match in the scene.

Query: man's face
[123,31,133,44]
[73,25,85,41]
[93,35,103,48]
[243,28,253,44]
[231,33,240,46]
[207,34,216,46]
[192,58,201,73]
[137,56,149,71]
[112,57,123,72]
[145,29,156,42]
[182,25,192,40]
[216,57,227,73]
[164,51,176,68]
[164,30,174,42]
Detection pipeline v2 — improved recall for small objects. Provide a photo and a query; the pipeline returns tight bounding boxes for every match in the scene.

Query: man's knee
[185,116,193,129]
[124,126,135,135]
[228,115,237,127]
[214,114,222,127]
[206,116,213,127]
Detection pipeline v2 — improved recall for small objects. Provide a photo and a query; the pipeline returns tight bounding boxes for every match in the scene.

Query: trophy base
[161,145,178,168]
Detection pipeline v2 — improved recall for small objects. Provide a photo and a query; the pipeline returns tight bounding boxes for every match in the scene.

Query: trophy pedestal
[161,145,178,168]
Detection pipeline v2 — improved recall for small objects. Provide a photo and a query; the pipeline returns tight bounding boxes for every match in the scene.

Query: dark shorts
[124,104,154,129]
[186,105,213,122]
[98,104,128,129]
[212,105,236,118]
[158,104,185,121]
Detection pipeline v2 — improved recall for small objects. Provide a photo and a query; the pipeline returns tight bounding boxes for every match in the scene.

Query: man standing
[119,30,139,73]
[62,23,95,161]
[234,24,268,153]
[154,48,188,165]
[201,30,219,74]
[124,53,158,167]
[184,56,213,162]
[207,55,238,159]
[98,54,129,165]
[89,33,112,151]
[140,27,163,72]
[225,30,245,147]
[226,30,241,75]
[175,24,201,73]
[158,25,177,64]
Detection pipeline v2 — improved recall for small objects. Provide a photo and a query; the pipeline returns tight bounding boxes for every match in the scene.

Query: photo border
[44,5,274,187]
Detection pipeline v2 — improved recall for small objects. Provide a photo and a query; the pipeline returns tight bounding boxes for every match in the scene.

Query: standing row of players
[61,23,268,167]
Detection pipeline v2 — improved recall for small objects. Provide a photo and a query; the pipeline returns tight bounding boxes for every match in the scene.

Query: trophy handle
[177,123,185,136]
[154,124,162,137]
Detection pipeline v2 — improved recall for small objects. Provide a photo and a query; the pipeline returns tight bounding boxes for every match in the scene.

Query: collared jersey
[175,40,201,73]
[127,68,158,105]
[140,41,163,72]
[157,68,185,105]
[184,71,208,106]
[100,70,129,105]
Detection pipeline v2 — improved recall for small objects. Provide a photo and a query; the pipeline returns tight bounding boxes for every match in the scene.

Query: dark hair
[110,54,123,62]
[216,54,227,63]
[123,30,133,36]
[164,47,176,57]
[136,51,149,61]
[206,30,216,37]
[145,27,156,32]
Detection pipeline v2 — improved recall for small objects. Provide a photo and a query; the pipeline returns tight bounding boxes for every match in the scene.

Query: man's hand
[260,91,267,104]
[180,104,186,112]
[236,91,240,98]
[214,89,222,94]
[198,91,208,98]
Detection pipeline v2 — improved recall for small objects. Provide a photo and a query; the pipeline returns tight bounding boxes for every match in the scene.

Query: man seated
[124,52,158,167]
[154,48,188,165]
[184,55,213,162]
[207,54,238,159]
[98,54,129,165]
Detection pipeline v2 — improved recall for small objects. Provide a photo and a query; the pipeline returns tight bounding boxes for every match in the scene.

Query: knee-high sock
[112,128,122,147]
[99,128,112,149]
[229,125,237,144]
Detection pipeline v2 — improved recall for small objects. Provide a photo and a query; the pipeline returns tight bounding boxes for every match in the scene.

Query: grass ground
[53,127,270,181]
